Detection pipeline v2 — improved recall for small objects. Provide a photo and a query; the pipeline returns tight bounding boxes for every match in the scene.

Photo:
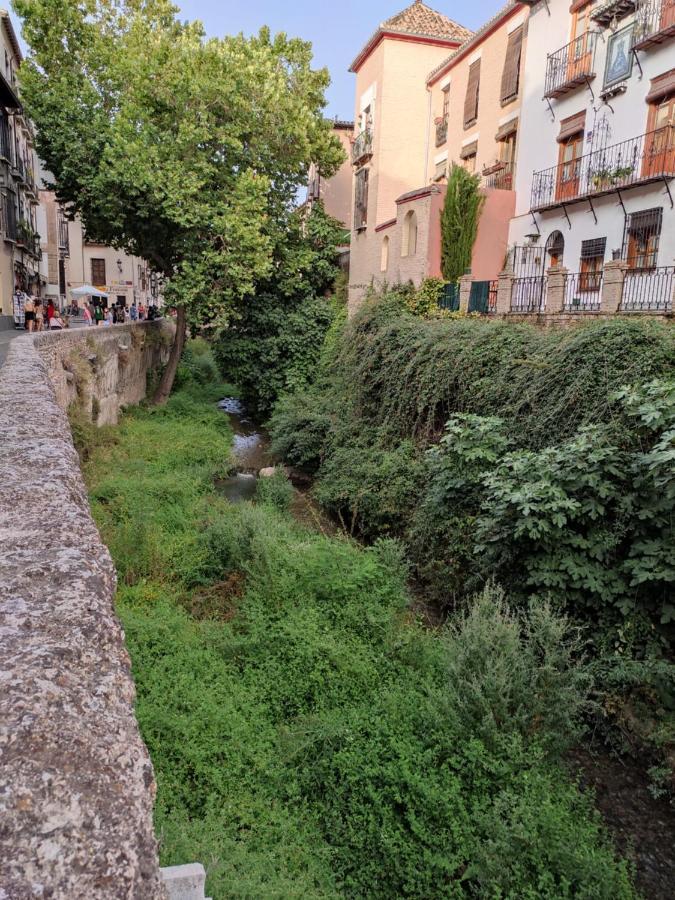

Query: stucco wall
[428,5,528,181]
[0,323,172,898]
[510,0,675,271]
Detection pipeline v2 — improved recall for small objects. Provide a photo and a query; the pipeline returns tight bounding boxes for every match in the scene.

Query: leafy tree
[14,0,344,401]
[213,202,345,415]
[440,164,484,283]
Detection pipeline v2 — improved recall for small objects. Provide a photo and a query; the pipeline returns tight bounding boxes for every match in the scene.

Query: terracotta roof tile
[350,2,471,71]
[383,1,472,43]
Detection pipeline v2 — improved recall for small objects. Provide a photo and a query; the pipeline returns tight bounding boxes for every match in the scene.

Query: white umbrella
[70,284,109,298]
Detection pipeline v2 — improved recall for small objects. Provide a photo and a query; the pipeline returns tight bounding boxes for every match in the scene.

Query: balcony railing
[633,0,675,49]
[531,126,675,210]
[435,117,448,147]
[482,160,514,190]
[351,129,373,166]
[544,32,597,99]
[564,271,603,311]
[621,265,674,311]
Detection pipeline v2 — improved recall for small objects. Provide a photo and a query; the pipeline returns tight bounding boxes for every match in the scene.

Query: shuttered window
[464,60,481,129]
[354,168,369,230]
[500,26,523,105]
[91,258,106,286]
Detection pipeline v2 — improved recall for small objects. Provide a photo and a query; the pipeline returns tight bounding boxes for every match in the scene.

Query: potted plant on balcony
[591,167,612,189]
[611,164,633,183]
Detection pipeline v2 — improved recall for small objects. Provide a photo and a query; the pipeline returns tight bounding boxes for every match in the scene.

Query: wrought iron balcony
[544,33,597,99]
[531,126,675,210]
[351,129,373,166]
[435,116,448,147]
[482,160,514,190]
[633,0,675,50]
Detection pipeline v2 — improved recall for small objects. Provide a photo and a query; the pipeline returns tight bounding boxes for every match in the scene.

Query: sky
[173,1,505,120]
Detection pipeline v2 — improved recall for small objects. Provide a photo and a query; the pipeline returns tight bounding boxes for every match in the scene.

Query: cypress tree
[440,164,485,283]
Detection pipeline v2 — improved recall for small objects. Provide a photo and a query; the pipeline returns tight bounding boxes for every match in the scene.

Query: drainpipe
[424,84,432,186]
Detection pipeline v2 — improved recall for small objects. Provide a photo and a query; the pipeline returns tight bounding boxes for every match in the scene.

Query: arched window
[545,230,565,267]
[380,235,390,272]
[401,210,418,257]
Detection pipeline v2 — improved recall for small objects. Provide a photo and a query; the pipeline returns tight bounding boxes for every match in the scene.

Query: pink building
[347,1,530,312]
[347,1,471,312]
[306,120,354,229]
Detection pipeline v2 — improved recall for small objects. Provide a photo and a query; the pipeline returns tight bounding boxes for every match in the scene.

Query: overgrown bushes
[79,356,637,898]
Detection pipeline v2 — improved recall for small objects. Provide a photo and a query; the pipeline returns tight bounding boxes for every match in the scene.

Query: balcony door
[643,94,675,178]
[661,0,675,31]
[557,134,583,200]
[567,4,593,82]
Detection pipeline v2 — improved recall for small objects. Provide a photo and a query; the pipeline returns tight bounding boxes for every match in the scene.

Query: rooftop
[350,1,471,72]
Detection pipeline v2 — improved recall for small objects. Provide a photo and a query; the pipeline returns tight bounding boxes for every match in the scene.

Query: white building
[509,0,675,311]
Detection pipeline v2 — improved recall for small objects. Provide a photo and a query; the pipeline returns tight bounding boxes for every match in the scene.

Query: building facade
[347,1,472,311]
[306,119,355,228]
[509,0,675,311]
[0,11,45,329]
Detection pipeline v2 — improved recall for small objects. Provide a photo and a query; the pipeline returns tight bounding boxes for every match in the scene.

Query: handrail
[544,32,597,98]
[351,129,373,165]
[531,126,675,209]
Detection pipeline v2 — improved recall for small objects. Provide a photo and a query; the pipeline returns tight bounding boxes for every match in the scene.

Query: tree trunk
[152,305,187,405]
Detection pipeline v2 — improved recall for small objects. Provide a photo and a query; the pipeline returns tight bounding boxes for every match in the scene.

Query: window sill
[463,120,478,130]
[500,94,518,107]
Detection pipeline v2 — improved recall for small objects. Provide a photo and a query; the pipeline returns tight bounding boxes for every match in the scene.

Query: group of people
[22,297,65,332]
[82,300,161,327]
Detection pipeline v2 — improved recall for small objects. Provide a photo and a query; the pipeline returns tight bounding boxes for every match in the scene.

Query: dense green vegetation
[213,203,346,415]
[270,291,675,784]
[79,351,637,898]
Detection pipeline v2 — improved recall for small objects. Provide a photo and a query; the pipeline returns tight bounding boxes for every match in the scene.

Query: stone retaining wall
[0,324,173,898]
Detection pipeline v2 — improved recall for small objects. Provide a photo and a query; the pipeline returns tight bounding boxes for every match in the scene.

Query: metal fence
[469,280,498,313]
[563,271,603,311]
[438,282,460,311]
[621,266,675,312]
[511,276,546,313]
[633,0,675,49]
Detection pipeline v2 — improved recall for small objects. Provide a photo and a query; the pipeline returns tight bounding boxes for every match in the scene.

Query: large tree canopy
[14,0,345,400]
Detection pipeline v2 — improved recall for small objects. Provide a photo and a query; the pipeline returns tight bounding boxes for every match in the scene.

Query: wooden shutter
[557,110,586,142]
[91,258,106,286]
[646,68,675,104]
[464,60,481,128]
[500,27,523,104]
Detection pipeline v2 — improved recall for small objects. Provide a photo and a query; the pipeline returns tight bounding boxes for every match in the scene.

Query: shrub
[255,470,294,512]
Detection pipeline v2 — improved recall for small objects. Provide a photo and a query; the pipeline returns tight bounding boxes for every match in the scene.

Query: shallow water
[217,397,272,503]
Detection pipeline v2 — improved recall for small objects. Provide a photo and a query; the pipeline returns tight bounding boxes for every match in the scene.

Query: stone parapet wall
[0,325,171,898]
[35,321,174,425]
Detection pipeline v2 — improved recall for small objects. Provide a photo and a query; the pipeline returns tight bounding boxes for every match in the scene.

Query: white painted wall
[510,0,675,272]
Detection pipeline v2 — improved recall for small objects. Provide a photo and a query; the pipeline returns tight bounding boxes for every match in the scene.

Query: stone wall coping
[0,326,166,898]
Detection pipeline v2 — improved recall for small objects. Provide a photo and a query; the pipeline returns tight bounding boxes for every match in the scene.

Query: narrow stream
[217,397,272,503]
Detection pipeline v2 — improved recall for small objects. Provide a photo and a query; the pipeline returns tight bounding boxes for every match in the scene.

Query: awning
[495,117,518,142]
[459,141,478,160]
[70,284,109,298]
[646,68,675,104]
[557,110,586,143]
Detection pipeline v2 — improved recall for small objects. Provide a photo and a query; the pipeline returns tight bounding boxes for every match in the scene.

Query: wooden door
[661,0,675,31]
[643,95,675,177]
[567,7,592,82]
[556,135,583,200]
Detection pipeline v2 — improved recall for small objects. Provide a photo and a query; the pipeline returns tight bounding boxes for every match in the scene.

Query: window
[401,210,417,257]
[460,140,478,174]
[434,158,447,181]
[644,89,675,178]
[579,237,606,290]
[556,111,586,201]
[91,258,106,286]
[442,85,450,120]
[463,60,481,129]
[622,208,663,268]
[380,235,389,272]
[500,26,523,104]
[354,168,369,230]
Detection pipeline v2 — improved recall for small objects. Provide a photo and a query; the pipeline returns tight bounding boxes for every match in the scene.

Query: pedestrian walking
[24,295,36,332]
[83,304,93,326]
[35,300,44,332]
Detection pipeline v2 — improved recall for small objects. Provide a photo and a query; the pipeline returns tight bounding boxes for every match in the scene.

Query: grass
[78,356,637,899]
